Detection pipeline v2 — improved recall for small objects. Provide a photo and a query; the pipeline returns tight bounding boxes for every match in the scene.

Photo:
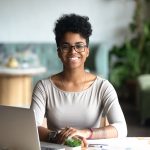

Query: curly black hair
[53,14,92,47]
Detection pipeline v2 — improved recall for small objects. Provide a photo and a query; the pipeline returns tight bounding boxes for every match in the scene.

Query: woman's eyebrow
[61,42,85,45]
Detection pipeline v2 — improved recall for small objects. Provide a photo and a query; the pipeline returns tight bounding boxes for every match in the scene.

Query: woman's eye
[76,45,83,49]
[63,45,69,49]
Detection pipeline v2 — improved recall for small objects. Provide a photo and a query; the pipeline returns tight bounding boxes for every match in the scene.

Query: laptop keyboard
[40,142,65,150]
[41,147,57,150]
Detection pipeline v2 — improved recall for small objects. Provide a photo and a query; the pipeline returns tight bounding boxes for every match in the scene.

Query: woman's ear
[86,48,90,57]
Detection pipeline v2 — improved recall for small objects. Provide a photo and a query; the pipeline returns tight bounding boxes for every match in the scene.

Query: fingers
[77,136,88,148]
[56,127,87,147]
[57,127,77,144]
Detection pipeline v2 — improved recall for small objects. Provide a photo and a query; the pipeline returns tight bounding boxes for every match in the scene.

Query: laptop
[0,105,65,150]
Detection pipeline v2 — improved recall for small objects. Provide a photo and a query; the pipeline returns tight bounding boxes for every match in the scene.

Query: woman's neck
[61,69,86,82]
[60,69,87,92]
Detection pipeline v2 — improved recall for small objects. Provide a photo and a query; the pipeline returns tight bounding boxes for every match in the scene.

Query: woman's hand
[56,127,88,147]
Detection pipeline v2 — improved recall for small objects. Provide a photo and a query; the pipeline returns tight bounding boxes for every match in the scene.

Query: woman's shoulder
[87,73,105,83]
[36,73,60,84]
[34,78,50,90]
[34,74,57,88]
[88,73,114,88]
[95,75,116,92]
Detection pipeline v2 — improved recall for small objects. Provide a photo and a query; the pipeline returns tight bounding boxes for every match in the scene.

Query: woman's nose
[69,47,77,53]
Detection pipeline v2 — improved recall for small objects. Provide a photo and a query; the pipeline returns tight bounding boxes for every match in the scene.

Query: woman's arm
[100,80,127,138]
[56,125,117,143]
[38,126,50,142]
[30,80,49,141]
[88,125,118,139]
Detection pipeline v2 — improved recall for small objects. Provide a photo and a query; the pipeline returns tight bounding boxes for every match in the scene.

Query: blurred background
[0,0,150,137]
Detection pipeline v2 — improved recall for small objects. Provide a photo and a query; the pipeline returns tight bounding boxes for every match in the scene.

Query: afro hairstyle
[53,13,92,47]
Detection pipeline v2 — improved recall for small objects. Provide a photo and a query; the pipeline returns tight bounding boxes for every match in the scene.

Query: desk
[87,137,150,150]
[0,66,46,107]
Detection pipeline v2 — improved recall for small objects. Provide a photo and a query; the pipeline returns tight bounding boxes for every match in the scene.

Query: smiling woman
[57,32,89,72]
[30,14,127,147]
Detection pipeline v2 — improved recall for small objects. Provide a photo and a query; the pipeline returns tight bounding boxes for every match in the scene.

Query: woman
[31,14,127,146]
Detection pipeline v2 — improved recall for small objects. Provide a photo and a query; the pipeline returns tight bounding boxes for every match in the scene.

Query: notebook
[0,105,65,150]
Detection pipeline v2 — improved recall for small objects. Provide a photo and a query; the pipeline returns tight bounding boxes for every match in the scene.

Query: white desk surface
[87,137,150,150]
[0,66,46,76]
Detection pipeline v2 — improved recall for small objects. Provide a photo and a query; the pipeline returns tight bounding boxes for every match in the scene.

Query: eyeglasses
[59,43,87,53]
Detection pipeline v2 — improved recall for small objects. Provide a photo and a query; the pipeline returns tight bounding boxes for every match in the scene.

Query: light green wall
[0,43,109,87]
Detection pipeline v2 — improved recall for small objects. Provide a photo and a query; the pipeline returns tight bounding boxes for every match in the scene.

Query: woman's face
[58,32,89,70]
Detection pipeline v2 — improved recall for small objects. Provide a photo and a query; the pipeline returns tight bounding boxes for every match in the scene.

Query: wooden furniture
[100,117,109,127]
[0,67,46,107]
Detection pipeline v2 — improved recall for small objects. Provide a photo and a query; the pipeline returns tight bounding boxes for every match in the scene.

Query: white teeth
[69,57,78,60]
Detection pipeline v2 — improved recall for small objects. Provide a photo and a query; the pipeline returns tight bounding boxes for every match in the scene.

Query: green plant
[109,0,150,88]
[64,137,82,147]
[109,41,140,87]
[140,21,150,73]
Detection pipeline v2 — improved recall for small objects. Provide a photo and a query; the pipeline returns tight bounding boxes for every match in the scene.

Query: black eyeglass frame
[59,43,88,53]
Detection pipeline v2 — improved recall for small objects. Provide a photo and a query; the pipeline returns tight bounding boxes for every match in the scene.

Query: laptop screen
[0,105,65,150]
[0,105,41,150]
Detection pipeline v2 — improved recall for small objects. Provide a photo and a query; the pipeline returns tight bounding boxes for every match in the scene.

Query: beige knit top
[31,76,127,137]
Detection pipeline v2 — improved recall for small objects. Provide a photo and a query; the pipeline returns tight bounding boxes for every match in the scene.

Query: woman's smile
[68,56,80,62]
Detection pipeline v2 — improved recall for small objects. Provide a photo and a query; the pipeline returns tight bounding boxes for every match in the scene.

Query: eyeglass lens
[60,43,86,52]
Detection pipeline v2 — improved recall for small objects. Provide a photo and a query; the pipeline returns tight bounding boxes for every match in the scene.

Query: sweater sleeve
[102,80,127,137]
[30,80,47,126]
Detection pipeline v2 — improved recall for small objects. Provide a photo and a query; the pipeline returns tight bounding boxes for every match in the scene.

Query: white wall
[0,0,135,45]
